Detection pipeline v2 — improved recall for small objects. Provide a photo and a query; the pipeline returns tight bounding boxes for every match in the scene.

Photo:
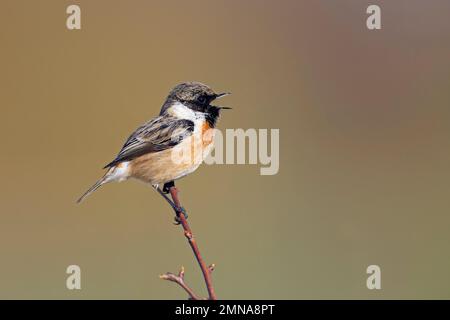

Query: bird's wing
[104,116,194,168]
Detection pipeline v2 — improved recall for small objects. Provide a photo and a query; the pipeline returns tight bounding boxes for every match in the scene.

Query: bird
[77,82,230,205]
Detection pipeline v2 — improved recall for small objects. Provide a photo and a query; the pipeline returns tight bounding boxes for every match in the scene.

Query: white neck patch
[168,102,204,121]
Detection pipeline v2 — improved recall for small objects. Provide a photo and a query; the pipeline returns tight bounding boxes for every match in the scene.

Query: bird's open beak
[213,92,232,109]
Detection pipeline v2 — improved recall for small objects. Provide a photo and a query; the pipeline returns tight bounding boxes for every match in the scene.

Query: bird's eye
[197,96,206,104]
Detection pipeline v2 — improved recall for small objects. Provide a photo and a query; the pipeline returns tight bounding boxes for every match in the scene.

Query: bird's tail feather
[77,175,109,204]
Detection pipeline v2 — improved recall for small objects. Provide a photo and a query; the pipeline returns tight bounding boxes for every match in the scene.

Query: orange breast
[201,121,214,147]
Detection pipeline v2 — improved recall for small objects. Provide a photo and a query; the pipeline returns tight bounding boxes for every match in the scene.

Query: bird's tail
[76,174,110,204]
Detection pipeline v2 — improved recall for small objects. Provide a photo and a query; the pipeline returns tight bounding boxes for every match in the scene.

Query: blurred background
[0,0,449,299]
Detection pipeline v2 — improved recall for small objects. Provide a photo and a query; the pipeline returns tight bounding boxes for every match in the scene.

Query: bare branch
[160,266,201,300]
[159,186,217,300]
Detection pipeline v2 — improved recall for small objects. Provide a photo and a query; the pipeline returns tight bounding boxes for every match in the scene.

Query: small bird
[77,82,230,204]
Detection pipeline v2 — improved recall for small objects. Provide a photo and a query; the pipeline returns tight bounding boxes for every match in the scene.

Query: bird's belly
[129,128,215,184]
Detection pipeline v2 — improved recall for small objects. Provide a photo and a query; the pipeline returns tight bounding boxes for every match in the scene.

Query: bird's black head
[161,82,231,127]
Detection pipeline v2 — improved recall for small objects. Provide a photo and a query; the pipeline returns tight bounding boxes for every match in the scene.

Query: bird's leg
[153,184,177,210]
[167,181,188,223]
[163,181,175,194]
[152,183,188,224]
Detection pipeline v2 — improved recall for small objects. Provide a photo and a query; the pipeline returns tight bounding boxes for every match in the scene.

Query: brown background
[0,0,449,299]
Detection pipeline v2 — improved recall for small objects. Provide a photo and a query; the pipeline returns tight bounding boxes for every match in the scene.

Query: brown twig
[160,186,217,300]
[159,266,200,300]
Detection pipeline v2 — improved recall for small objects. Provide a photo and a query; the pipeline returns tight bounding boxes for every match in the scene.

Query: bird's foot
[173,206,188,225]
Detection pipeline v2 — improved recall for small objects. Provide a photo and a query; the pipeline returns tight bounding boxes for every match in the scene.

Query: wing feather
[104,116,194,168]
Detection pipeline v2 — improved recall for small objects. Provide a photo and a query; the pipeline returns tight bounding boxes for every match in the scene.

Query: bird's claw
[173,206,188,225]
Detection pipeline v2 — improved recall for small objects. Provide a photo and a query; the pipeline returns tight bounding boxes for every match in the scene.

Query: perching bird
[77,82,230,204]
